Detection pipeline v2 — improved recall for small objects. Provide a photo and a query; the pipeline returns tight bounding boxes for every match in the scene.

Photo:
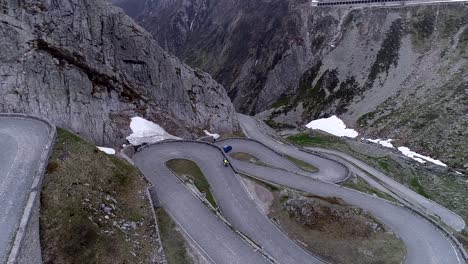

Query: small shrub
[46,161,60,174]
[410,177,430,198]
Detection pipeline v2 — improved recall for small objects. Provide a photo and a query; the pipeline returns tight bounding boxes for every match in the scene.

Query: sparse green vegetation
[166,159,218,209]
[367,19,403,85]
[41,128,158,264]
[344,176,398,203]
[156,208,193,264]
[409,177,430,198]
[230,152,268,166]
[265,119,295,129]
[287,132,347,149]
[231,151,318,173]
[287,133,326,145]
[271,95,292,108]
[267,187,405,264]
[220,130,247,139]
[357,110,378,127]
[409,9,436,43]
[284,131,468,226]
[284,154,318,173]
[45,160,59,174]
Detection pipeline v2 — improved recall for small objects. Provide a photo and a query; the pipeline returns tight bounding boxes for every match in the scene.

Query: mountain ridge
[0,0,239,147]
[118,0,468,170]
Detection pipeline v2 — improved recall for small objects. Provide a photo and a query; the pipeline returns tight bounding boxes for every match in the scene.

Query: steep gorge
[118,0,468,170]
[0,0,239,147]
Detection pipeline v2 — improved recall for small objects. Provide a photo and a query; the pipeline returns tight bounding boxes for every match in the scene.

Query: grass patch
[220,131,247,139]
[231,152,318,173]
[284,154,318,173]
[271,95,292,108]
[284,131,468,225]
[156,208,193,264]
[230,152,261,163]
[41,128,158,264]
[229,152,269,167]
[344,176,398,203]
[287,132,347,149]
[409,177,430,198]
[287,133,327,146]
[166,159,218,209]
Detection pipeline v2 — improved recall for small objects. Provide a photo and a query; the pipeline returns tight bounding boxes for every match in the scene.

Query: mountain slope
[120,0,468,170]
[0,0,239,147]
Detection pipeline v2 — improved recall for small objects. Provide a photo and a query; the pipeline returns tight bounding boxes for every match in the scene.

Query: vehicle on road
[223,145,233,153]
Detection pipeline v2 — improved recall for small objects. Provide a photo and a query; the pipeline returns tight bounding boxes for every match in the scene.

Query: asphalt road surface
[237,114,349,183]
[308,147,466,232]
[134,143,323,264]
[218,140,464,264]
[0,116,51,262]
[133,114,464,264]
[237,114,465,232]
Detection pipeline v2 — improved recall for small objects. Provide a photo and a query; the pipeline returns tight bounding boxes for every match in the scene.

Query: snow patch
[126,117,181,146]
[97,147,116,155]
[366,138,395,149]
[203,130,220,140]
[303,116,449,168]
[306,115,358,138]
[397,146,447,167]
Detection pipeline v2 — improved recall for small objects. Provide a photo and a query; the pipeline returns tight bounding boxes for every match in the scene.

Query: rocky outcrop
[0,0,239,147]
[121,1,467,169]
[282,193,384,238]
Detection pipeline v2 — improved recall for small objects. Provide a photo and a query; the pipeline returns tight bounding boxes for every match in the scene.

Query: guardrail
[138,139,333,263]
[314,0,468,7]
[249,116,467,262]
[137,137,468,263]
[317,0,406,6]
[404,205,468,262]
[216,137,287,157]
[0,113,56,264]
[137,140,278,263]
[250,117,352,184]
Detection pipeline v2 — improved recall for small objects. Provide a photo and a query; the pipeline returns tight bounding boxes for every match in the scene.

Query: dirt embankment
[40,128,163,264]
[241,176,405,264]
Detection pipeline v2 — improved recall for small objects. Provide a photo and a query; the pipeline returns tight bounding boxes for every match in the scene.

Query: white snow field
[126,117,181,145]
[97,147,116,155]
[306,115,358,138]
[306,116,447,167]
[366,138,395,148]
[365,139,446,167]
[397,146,447,167]
[203,130,220,139]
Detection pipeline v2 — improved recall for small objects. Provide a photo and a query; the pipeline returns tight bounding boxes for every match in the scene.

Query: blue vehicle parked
[223,145,233,153]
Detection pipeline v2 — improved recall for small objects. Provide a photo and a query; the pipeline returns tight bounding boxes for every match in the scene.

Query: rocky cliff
[120,0,468,170]
[0,0,239,147]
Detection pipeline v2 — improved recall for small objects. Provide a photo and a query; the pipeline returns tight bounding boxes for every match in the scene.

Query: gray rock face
[0,0,239,147]
[121,1,467,169]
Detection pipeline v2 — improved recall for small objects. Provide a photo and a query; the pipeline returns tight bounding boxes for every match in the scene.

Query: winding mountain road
[133,114,466,264]
[134,143,322,264]
[216,139,463,264]
[0,115,53,263]
[237,114,465,232]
